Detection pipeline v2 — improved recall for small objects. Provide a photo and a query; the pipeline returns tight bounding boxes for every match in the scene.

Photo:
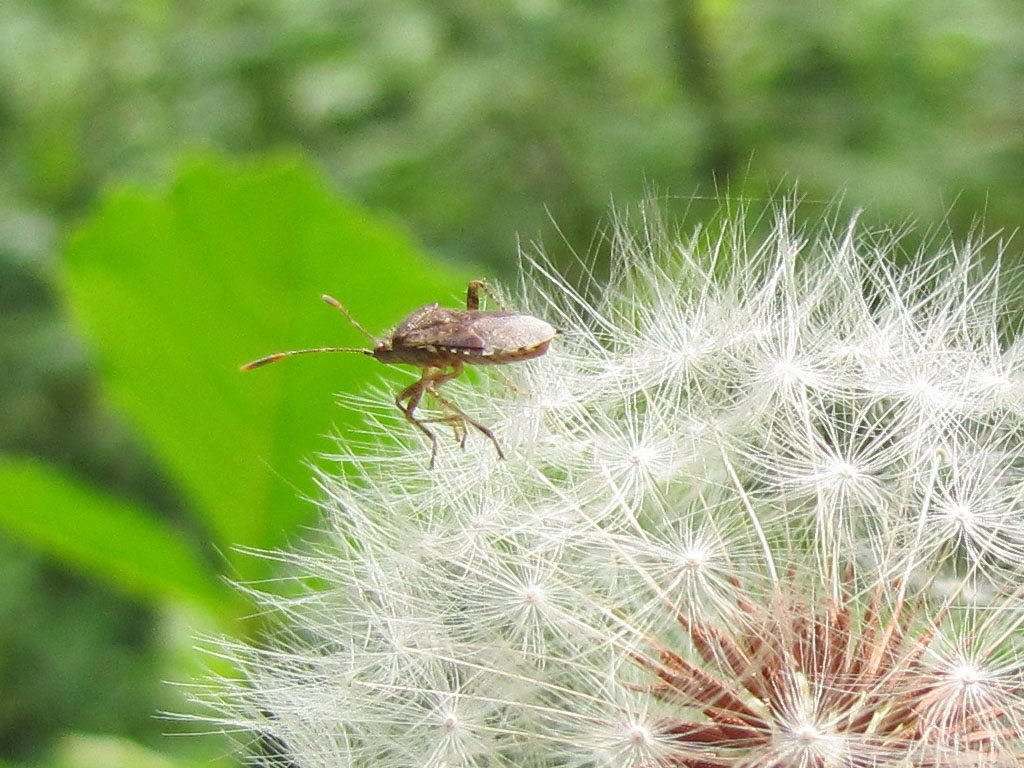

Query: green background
[1,1,1022,765]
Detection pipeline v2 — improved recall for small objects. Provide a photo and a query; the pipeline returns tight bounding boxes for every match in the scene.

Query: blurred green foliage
[64,157,463,580]
[0,156,463,765]
[0,457,229,612]
[0,0,1021,765]
[48,734,214,768]
[3,0,1021,268]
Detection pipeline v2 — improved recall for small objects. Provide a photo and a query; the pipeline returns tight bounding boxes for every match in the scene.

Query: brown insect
[241,281,558,468]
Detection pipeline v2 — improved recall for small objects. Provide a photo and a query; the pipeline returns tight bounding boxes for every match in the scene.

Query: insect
[241,281,558,468]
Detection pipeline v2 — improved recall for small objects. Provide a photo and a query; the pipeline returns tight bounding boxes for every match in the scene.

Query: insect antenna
[321,294,376,342]
[240,347,371,371]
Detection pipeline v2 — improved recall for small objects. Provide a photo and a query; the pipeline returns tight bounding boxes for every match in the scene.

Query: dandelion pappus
[241,281,559,468]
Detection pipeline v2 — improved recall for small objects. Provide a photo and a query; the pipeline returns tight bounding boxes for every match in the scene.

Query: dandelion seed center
[772,359,806,384]
[795,723,821,745]
[908,378,943,402]
[682,548,708,569]
[676,341,700,362]
[829,459,859,480]
[628,725,649,747]
[953,663,981,687]
[627,445,660,466]
[946,502,973,524]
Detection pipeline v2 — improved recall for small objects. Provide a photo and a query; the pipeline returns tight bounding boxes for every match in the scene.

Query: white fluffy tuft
[198,203,1024,767]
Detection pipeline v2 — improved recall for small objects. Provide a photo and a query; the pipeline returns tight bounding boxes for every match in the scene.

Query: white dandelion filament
[199,204,1024,767]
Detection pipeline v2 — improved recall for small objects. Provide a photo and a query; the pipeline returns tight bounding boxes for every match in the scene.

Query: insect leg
[422,362,469,447]
[417,413,469,448]
[466,280,509,311]
[415,377,468,447]
[425,362,504,461]
[429,388,506,461]
[495,369,521,393]
[395,374,440,469]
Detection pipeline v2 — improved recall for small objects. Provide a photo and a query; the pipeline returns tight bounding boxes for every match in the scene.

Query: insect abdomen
[457,338,554,365]
[458,314,557,364]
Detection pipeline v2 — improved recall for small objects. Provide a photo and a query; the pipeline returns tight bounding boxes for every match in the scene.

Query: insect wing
[391,302,443,339]
[462,312,556,352]
[408,311,557,361]
[396,308,508,351]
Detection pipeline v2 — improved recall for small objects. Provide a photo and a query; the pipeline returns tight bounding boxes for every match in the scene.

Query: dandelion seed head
[199,202,1024,767]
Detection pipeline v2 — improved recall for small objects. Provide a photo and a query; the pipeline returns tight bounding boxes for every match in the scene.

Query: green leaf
[0,457,233,614]
[64,156,465,572]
